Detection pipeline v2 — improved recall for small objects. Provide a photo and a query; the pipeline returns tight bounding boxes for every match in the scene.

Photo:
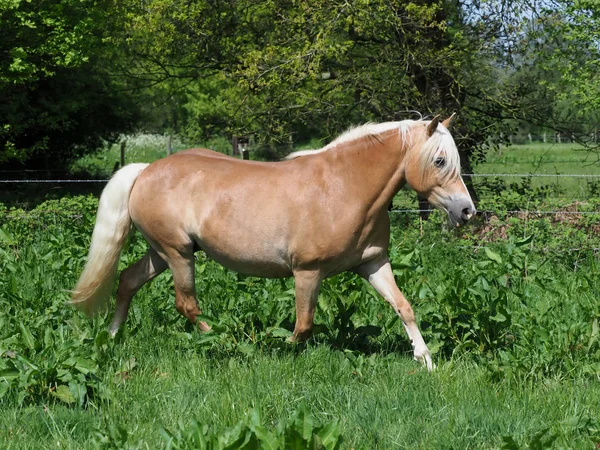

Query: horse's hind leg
[167,248,211,332]
[109,248,168,337]
[290,270,322,342]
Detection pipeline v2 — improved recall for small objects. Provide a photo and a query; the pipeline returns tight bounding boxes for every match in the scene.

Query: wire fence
[0,174,598,219]
[2,172,600,184]
[1,207,598,221]
[389,209,600,216]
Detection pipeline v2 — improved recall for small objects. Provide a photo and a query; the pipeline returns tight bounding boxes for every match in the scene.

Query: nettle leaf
[19,322,35,350]
[316,421,342,450]
[52,385,75,404]
[484,248,503,264]
[490,312,507,323]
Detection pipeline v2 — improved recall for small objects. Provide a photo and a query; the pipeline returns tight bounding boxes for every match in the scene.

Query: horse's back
[128,152,300,275]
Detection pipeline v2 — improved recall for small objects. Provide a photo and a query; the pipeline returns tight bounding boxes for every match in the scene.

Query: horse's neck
[327,131,408,209]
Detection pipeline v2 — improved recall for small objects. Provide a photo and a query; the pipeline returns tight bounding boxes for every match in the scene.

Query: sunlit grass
[2,347,600,449]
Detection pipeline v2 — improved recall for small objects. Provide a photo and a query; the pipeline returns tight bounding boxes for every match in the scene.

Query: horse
[72,115,475,370]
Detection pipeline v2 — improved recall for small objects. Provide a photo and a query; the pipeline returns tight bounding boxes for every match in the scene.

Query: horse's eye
[434,157,446,168]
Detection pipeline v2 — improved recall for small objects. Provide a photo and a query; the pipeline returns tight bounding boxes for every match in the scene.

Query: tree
[0,0,141,167]
[463,0,600,145]
[117,1,492,167]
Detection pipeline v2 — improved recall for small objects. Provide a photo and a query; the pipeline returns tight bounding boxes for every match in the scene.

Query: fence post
[167,134,172,156]
[232,136,238,156]
[528,133,532,143]
[120,141,126,168]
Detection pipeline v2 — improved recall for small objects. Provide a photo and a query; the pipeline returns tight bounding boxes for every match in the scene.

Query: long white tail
[72,163,149,316]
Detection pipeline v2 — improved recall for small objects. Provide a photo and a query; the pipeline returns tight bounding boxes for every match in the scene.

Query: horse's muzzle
[447,196,476,227]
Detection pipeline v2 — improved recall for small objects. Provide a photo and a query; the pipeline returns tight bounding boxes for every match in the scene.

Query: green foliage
[0,197,114,406]
[70,134,233,178]
[114,0,482,154]
[159,403,341,450]
[0,0,141,165]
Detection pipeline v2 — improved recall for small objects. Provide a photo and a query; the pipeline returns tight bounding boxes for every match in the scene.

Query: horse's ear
[442,112,457,130]
[427,115,440,137]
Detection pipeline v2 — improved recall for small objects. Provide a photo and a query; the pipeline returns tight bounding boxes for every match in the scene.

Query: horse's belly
[193,234,292,278]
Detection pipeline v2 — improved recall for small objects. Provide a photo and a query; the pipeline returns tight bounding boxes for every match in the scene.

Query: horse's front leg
[290,270,322,342]
[356,258,433,371]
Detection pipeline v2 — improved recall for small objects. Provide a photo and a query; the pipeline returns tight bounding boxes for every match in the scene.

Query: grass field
[3,350,600,449]
[1,139,600,448]
[472,142,600,200]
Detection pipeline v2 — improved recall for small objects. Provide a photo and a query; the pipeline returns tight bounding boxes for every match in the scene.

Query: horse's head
[404,115,476,227]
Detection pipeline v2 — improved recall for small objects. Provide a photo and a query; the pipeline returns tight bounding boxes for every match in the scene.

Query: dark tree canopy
[0,0,141,166]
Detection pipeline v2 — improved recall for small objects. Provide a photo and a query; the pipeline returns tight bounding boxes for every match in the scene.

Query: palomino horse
[72,115,475,370]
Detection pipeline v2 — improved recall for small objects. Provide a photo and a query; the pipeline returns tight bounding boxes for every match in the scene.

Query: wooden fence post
[120,141,126,167]
[232,136,238,156]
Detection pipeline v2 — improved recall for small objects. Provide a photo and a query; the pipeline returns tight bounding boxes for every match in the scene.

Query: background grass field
[1,141,600,448]
[473,143,600,200]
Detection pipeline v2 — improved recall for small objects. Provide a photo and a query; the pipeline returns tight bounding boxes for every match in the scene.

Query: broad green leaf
[0,227,14,245]
[238,343,256,356]
[19,322,35,350]
[484,248,502,264]
[269,327,293,338]
[95,329,109,347]
[392,250,415,269]
[515,235,534,247]
[490,312,507,323]
[52,385,75,404]
[0,382,9,399]
[74,358,97,375]
[69,382,87,406]
[316,421,342,450]
[0,369,19,382]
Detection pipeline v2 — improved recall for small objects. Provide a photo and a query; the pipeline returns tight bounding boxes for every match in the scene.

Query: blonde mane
[285,119,461,180]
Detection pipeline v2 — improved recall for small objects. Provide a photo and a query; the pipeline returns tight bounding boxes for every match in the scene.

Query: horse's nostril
[461,207,474,221]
